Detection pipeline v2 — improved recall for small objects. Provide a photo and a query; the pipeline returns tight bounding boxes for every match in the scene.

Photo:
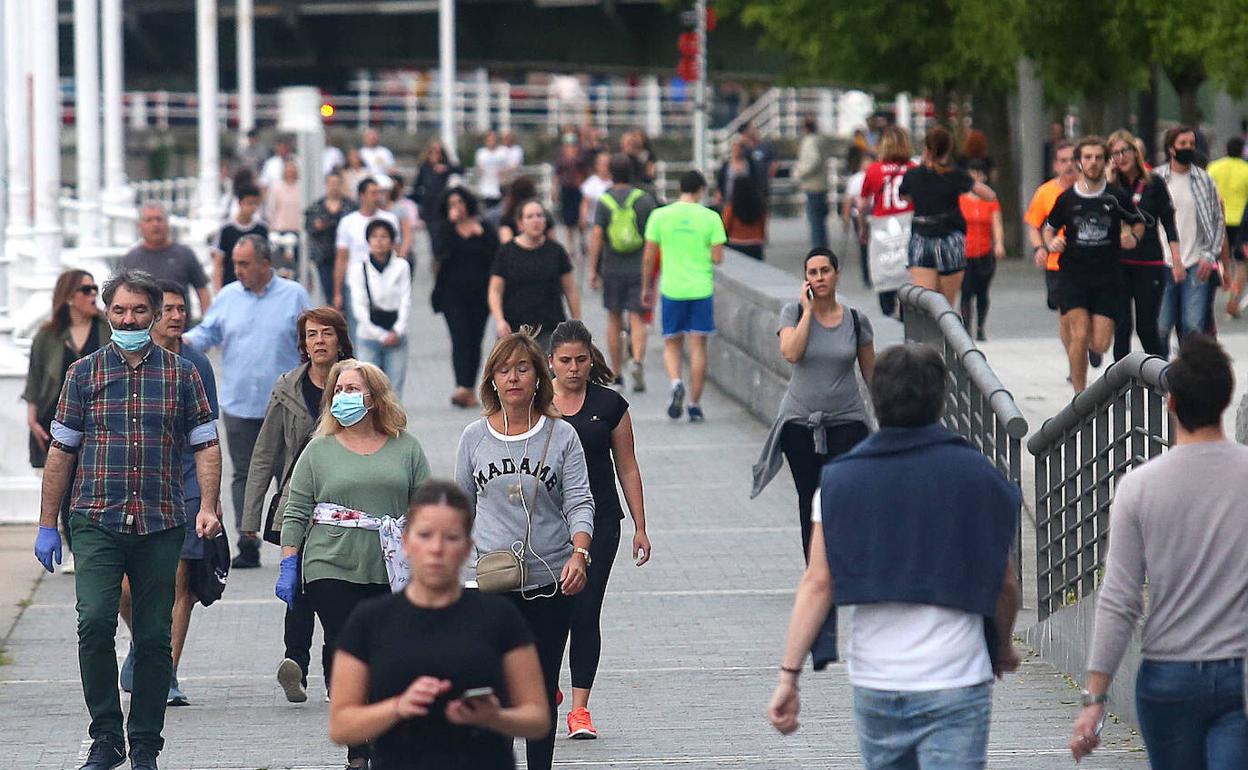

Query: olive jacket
[242,362,320,536]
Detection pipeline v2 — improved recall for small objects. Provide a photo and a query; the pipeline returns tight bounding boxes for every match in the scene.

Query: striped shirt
[51,343,217,535]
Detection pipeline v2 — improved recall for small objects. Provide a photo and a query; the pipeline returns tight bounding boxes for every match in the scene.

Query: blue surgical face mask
[110,323,153,352]
[331,392,369,427]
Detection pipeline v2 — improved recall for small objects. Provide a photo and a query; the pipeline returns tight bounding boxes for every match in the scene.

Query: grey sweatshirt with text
[455,416,595,590]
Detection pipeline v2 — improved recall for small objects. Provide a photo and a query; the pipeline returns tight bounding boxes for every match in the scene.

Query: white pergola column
[438,0,457,157]
[4,0,32,251]
[196,0,221,224]
[30,0,62,277]
[101,0,129,235]
[74,0,102,249]
[236,0,255,135]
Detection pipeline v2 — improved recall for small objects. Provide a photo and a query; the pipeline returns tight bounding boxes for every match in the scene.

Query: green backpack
[599,188,646,253]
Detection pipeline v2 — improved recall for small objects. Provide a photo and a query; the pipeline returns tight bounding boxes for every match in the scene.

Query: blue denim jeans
[853,682,992,769]
[1136,659,1247,770]
[806,191,830,250]
[1158,267,1213,356]
[356,336,409,397]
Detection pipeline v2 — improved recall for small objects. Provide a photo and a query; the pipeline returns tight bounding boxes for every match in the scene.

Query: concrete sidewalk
[0,230,1148,768]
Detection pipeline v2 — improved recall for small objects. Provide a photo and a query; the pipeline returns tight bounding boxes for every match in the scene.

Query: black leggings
[283,579,318,683]
[779,421,871,558]
[568,519,622,691]
[960,256,997,332]
[779,420,869,669]
[502,586,573,770]
[442,296,490,389]
[305,578,390,763]
[1113,263,1167,360]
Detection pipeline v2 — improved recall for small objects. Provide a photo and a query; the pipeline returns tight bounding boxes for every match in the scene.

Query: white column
[895,92,912,138]
[236,0,255,134]
[1016,58,1044,255]
[101,0,127,230]
[31,0,62,276]
[196,0,221,223]
[474,68,490,134]
[73,0,101,249]
[643,75,662,137]
[438,0,457,157]
[0,2,9,312]
[692,0,708,173]
[4,0,32,246]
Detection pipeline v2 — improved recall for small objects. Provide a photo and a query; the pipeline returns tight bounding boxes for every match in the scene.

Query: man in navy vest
[768,343,1021,770]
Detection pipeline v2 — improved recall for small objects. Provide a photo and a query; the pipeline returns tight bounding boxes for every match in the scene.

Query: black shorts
[1045,270,1060,311]
[1055,272,1125,319]
[1228,226,1242,261]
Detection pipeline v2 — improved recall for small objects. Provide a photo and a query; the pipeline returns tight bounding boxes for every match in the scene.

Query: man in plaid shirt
[33,269,222,770]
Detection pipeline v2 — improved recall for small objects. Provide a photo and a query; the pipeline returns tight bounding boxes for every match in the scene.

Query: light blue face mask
[330,392,369,427]
[110,323,153,352]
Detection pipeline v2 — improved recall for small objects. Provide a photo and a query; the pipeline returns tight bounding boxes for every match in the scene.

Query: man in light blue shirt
[184,234,310,568]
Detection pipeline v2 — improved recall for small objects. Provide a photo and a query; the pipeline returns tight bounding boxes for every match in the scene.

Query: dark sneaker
[630,360,646,393]
[231,539,261,569]
[687,404,705,423]
[119,643,135,693]
[666,382,685,419]
[976,328,987,343]
[277,657,308,703]
[166,676,188,707]
[79,740,126,770]
[1088,350,1103,368]
[129,745,159,770]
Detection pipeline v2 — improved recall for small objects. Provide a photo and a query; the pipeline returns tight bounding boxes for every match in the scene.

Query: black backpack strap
[850,308,861,348]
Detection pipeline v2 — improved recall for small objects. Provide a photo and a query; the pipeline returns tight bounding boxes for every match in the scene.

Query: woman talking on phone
[329,480,549,770]
[751,247,875,667]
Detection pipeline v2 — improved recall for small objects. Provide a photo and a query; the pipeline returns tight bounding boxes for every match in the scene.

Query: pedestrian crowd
[22,117,1248,770]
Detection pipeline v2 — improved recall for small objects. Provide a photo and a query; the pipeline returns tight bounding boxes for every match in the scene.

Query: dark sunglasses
[77,285,99,295]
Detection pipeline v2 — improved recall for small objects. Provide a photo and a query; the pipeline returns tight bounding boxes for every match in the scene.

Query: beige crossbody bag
[475,423,555,593]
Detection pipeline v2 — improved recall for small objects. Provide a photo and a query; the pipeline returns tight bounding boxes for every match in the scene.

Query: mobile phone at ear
[806,286,814,300]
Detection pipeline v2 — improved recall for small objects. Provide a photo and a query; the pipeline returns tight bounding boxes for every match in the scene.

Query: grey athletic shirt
[777,302,873,426]
[1089,441,1248,676]
[455,415,595,590]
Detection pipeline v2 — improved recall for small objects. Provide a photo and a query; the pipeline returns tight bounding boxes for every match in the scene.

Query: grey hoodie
[455,415,594,590]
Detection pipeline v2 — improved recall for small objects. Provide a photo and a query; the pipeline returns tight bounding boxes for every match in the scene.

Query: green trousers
[70,515,184,750]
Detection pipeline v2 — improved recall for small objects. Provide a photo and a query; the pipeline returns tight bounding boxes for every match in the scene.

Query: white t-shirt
[811,490,993,691]
[259,155,287,189]
[360,145,396,176]
[335,209,401,267]
[580,175,612,224]
[504,143,524,169]
[475,146,512,199]
[1165,170,1201,268]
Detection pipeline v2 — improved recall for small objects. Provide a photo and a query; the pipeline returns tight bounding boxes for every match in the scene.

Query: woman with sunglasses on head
[241,307,353,705]
[751,247,875,668]
[278,359,432,769]
[454,329,594,770]
[547,321,650,740]
[23,269,110,571]
[329,479,549,770]
[489,199,581,351]
[1107,128,1181,359]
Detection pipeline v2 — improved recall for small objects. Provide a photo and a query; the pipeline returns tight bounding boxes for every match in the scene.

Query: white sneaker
[62,551,75,575]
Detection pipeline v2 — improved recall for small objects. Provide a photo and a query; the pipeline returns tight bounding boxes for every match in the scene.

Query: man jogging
[640,170,726,422]
[1044,136,1144,392]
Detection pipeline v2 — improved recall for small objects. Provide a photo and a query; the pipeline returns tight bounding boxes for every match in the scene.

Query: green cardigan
[22,316,113,467]
[280,431,432,586]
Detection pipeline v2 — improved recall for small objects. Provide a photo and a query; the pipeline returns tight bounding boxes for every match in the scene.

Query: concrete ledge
[1024,590,1141,726]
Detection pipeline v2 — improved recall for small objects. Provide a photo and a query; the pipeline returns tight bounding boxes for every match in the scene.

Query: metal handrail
[1028,352,1170,619]
[899,284,1028,441]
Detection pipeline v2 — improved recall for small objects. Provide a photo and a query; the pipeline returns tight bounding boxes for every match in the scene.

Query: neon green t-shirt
[643,200,727,300]
[1208,156,1248,226]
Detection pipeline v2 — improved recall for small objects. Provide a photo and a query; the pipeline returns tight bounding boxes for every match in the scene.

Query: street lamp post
[4,0,31,254]
[693,0,707,174]
[439,0,457,158]
[102,0,128,234]
[196,0,221,226]
[31,0,62,277]
[237,0,255,137]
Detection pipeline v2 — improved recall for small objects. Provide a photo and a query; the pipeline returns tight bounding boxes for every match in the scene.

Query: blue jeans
[853,682,992,770]
[806,191,830,250]
[1136,659,1247,770]
[1158,267,1213,355]
[356,336,409,397]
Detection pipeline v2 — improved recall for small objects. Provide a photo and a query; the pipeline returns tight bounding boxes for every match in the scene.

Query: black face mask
[1174,148,1197,166]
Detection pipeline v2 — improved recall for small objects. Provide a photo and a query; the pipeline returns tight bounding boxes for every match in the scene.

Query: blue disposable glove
[275,554,300,610]
[34,526,63,573]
